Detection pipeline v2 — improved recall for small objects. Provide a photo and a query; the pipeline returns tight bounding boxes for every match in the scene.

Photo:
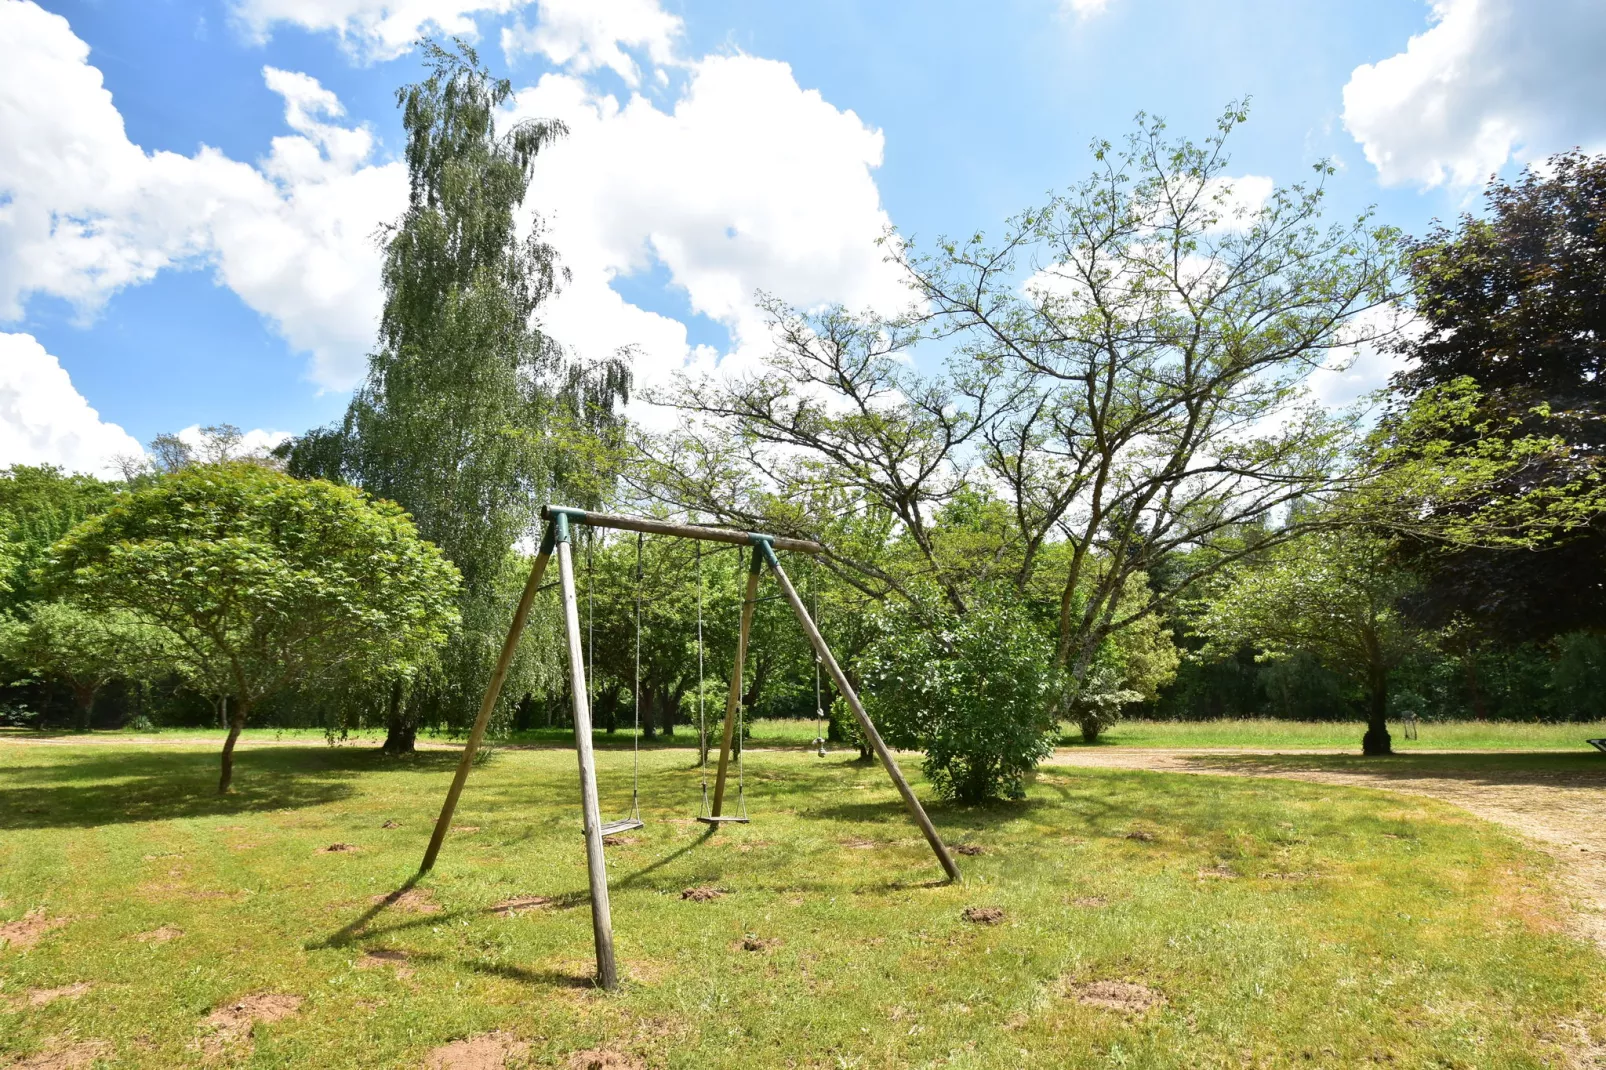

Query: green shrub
[858,599,1057,803]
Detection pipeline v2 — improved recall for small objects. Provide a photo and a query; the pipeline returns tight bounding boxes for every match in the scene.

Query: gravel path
[1048,747,1606,953]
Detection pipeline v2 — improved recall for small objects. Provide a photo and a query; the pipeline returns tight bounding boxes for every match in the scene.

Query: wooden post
[554,514,619,990]
[710,552,761,817]
[420,528,554,875]
[760,542,962,884]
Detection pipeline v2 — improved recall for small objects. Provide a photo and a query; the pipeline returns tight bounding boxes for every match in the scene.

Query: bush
[858,599,1057,803]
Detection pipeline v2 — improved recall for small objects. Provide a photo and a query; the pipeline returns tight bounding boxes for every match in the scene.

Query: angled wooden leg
[708,553,761,818]
[762,545,962,884]
[555,519,619,990]
[421,530,553,875]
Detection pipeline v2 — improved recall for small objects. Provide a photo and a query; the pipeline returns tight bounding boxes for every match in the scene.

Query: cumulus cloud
[0,2,404,390]
[4,0,902,420]
[507,54,908,417]
[502,0,682,86]
[1343,0,1606,188]
[230,0,523,61]
[0,333,144,478]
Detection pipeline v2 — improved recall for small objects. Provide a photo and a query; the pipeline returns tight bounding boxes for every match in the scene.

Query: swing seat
[599,818,645,836]
[695,815,750,825]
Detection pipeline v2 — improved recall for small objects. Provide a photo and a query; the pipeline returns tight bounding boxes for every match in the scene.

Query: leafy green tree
[1189,528,1422,754]
[648,106,1398,715]
[0,602,172,729]
[49,463,461,790]
[1388,151,1606,641]
[0,466,117,612]
[859,597,1057,802]
[286,40,627,752]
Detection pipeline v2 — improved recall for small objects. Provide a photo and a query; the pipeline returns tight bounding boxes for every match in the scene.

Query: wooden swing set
[417,505,961,989]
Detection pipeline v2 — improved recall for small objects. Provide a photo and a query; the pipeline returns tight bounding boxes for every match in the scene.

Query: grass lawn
[3,740,1604,1068]
[1064,717,1606,751]
[17,716,1604,754]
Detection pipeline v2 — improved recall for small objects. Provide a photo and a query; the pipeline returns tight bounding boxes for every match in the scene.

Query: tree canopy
[49,463,461,789]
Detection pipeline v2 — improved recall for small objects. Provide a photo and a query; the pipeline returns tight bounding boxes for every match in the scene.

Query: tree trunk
[218,702,249,793]
[382,680,416,754]
[73,684,95,732]
[1361,654,1393,756]
[1466,654,1488,721]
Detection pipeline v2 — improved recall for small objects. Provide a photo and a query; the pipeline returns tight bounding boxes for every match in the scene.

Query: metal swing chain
[697,540,709,815]
[813,561,827,758]
[733,546,748,819]
[629,531,642,822]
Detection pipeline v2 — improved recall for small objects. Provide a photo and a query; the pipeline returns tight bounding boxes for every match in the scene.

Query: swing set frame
[417,505,961,989]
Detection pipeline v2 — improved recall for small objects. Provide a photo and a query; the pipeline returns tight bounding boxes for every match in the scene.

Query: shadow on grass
[0,746,460,830]
[1191,750,1606,787]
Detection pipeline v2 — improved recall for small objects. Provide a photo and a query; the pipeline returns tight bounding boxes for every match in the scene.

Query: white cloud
[1342,0,1606,188]
[507,55,908,420]
[502,0,682,87]
[230,0,523,61]
[1201,174,1274,232]
[175,424,293,459]
[0,333,144,478]
[0,2,404,390]
[1060,0,1111,19]
[2,0,902,421]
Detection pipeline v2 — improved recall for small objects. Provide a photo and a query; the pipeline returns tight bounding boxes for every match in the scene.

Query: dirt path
[1048,747,1606,953]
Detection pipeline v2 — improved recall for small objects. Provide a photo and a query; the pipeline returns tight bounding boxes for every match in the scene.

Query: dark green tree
[1390,151,1606,641]
[287,41,628,751]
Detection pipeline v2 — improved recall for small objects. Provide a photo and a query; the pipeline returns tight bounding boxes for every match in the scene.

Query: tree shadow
[1190,750,1606,788]
[0,746,459,830]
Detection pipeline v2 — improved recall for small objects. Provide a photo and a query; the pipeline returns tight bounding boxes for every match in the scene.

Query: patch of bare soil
[196,993,303,1060]
[1123,829,1157,843]
[950,844,985,856]
[136,925,183,943]
[563,1049,644,1070]
[601,836,634,848]
[679,886,725,902]
[1062,979,1166,1014]
[425,1031,530,1070]
[319,842,359,853]
[1049,747,1606,953]
[382,820,402,829]
[491,896,553,918]
[11,1038,110,1069]
[27,983,91,1006]
[1070,895,1108,908]
[373,889,441,915]
[451,825,480,834]
[961,907,1005,925]
[357,948,414,979]
[1197,863,1239,880]
[0,910,69,952]
[734,935,779,952]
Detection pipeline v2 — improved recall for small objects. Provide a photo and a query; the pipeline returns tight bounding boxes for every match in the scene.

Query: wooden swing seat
[695,815,750,824]
[1588,739,1606,754]
[599,818,645,836]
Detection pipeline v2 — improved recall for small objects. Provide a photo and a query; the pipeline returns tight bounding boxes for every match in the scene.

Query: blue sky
[3,0,1604,474]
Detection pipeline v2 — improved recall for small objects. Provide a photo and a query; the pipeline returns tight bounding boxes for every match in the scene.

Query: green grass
[1068,717,1606,750]
[2,740,1603,1068]
[15,716,1603,754]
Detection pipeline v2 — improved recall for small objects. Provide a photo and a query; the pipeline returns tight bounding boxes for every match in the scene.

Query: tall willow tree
[290,41,628,751]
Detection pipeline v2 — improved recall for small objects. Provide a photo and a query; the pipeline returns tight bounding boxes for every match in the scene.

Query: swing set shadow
[411,506,962,991]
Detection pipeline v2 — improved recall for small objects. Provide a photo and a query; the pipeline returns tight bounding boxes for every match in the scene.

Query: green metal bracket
[748,534,779,570]
[553,511,571,545]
